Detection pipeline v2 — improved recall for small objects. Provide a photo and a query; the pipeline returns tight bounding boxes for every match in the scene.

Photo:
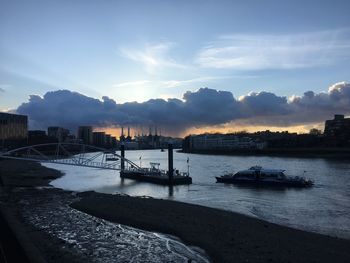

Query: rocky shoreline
[1,159,350,263]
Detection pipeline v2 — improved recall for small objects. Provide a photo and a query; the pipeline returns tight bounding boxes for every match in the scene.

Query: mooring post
[168,143,174,184]
[121,144,125,171]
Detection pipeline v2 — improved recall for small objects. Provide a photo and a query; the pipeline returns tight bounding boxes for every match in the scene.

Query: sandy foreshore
[72,191,350,263]
[0,159,63,187]
[0,160,88,262]
[1,159,350,263]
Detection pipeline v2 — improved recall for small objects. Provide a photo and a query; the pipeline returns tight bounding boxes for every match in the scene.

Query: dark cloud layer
[239,91,290,116]
[16,82,350,134]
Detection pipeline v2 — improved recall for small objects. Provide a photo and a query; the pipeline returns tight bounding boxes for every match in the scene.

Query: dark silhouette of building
[1,112,28,149]
[324,114,350,146]
[78,126,93,144]
[93,132,106,147]
[48,127,69,142]
[28,130,56,145]
[105,134,112,148]
[111,136,117,148]
[324,115,350,138]
[28,130,46,137]
[183,133,266,151]
[0,112,27,141]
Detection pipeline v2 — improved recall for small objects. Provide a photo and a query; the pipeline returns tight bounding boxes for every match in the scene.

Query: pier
[120,144,192,185]
[0,142,192,186]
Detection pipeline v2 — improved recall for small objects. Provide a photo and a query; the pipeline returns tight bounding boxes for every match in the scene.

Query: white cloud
[196,30,350,70]
[160,76,231,88]
[328,81,349,93]
[119,42,188,73]
[113,75,257,90]
[113,80,151,88]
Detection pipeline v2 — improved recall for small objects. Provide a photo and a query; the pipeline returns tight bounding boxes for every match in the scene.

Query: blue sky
[1,0,350,134]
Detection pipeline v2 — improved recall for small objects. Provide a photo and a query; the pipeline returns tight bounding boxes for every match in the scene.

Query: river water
[46,149,350,240]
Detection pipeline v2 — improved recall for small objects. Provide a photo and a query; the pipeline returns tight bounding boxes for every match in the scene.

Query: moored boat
[105,153,119,161]
[120,162,192,185]
[216,166,313,187]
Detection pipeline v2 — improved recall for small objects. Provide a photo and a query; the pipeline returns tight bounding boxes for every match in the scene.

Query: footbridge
[0,143,140,171]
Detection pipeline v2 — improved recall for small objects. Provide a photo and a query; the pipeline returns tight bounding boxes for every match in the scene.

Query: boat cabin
[149,162,161,171]
[105,153,119,161]
[235,166,286,179]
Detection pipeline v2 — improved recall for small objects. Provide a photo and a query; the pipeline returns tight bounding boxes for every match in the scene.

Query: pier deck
[120,170,192,185]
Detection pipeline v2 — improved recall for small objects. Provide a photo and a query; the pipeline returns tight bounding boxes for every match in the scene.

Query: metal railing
[0,143,139,172]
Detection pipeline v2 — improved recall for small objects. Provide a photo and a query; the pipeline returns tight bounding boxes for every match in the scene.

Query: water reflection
[232,184,291,192]
[168,185,174,197]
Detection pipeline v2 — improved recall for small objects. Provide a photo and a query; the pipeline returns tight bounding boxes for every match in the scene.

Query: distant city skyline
[1,0,350,135]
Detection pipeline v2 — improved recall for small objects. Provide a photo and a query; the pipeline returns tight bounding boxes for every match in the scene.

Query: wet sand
[1,159,350,262]
[0,160,209,262]
[0,159,89,262]
[0,159,62,187]
[72,191,350,263]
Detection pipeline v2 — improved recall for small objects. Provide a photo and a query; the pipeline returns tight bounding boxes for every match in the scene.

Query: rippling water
[47,149,350,239]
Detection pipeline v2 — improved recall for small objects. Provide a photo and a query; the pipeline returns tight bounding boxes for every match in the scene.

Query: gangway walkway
[0,143,140,171]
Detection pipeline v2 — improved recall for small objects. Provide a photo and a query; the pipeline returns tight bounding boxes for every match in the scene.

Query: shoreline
[180,147,350,159]
[1,159,350,262]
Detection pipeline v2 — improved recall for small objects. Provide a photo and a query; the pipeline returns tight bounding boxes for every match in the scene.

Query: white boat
[216,166,313,187]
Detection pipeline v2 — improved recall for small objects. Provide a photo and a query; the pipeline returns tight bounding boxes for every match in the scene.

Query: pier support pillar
[168,143,174,184]
[121,144,125,171]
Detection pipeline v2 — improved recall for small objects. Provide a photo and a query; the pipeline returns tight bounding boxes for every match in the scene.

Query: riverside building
[93,131,106,147]
[185,134,266,151]
[48,126,70,142]
[0,112,28,141]
[324,114,350,139]
[78,126,93,144]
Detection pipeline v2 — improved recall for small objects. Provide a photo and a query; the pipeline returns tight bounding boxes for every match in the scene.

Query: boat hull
[121,170,192,185]
[215,177,313,187]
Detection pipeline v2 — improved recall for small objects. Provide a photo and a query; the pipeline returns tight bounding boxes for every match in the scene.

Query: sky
[1,0,350,136]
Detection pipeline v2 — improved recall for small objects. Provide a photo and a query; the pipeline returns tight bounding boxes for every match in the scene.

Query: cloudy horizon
[13,81,350,137]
